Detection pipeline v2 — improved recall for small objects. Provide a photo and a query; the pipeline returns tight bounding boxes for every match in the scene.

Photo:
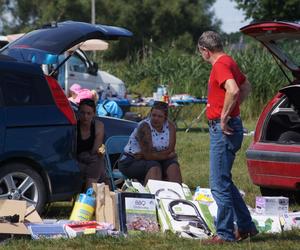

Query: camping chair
[104,135,129,191]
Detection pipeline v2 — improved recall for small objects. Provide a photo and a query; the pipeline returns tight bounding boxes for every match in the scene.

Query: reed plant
[102,45,290,120]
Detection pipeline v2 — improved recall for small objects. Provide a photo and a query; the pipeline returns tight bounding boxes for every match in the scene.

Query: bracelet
[98,144,106,155]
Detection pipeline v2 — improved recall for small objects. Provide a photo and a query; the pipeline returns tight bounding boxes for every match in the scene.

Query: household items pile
[0,180,300,241]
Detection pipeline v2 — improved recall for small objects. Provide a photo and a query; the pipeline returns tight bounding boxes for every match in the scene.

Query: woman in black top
[77,98,105,190]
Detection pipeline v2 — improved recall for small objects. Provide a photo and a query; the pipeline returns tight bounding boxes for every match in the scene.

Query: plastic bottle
[69,188,96,221]
[157,86,164,101]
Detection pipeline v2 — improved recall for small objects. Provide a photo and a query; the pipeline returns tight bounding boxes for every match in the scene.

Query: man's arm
[221,79,240,134]
[239,78,251,104]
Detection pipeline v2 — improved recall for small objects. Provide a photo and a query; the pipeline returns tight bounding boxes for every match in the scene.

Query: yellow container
[70,188,95,221]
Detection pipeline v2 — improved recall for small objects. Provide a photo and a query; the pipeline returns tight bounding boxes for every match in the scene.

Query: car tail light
[46,75,77,125]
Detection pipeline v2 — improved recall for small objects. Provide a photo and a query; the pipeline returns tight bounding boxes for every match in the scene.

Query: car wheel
[0,163,46,213]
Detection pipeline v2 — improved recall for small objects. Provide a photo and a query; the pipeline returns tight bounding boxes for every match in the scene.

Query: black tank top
[77,120,96,154]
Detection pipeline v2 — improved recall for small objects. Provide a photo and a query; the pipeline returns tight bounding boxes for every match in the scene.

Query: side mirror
[88,62,98,76]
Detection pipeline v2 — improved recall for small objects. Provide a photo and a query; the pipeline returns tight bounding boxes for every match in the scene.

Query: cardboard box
[25,205,43,223]
[182,183,193,200]
[159,198,212,238]
[156,199,169,232]
[27,223,68,239]
[280,212,300,231]
[0,200,42,235]
[65,221,112,238]
[256,196,289,215]
[118,192,159,234]
[146,180,185,199]
[251,214,282,233]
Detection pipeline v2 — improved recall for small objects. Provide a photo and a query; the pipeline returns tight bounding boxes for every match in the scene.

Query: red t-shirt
[206,54,246,120]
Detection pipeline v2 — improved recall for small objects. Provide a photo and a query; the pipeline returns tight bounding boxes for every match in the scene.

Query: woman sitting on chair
[119,101,182,185]
[77,98,106,190]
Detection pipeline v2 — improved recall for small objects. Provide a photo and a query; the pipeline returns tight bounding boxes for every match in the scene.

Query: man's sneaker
[235,227,259,241]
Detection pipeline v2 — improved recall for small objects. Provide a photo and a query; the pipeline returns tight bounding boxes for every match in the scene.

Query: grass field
[2,123,300,249]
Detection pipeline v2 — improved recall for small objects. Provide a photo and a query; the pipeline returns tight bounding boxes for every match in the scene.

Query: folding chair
[104,135,129,191]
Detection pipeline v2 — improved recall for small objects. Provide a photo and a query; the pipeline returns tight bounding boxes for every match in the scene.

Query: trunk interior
[263,85,300,143]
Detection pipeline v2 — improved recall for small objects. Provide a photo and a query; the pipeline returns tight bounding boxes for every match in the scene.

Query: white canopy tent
[5,33,109,51]
[69,39,108,51]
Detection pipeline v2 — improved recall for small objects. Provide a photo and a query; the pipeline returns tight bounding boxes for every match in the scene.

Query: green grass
[2,126,300,249]
[177,130,260,207]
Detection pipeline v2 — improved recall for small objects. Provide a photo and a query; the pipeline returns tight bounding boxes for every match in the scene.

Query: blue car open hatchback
[0,21,134,212]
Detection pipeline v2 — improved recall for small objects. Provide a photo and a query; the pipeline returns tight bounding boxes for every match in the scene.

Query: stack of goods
[123,180,215,239]
[26,180,300,240]
[252,196,297,233]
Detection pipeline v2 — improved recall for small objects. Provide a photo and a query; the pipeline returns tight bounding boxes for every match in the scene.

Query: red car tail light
[46,75,77,125]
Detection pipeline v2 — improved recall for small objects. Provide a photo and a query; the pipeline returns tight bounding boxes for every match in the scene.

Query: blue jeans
[209,116,254,241]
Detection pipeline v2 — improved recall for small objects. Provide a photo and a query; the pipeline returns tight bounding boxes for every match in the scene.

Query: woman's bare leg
[165,163,182,184]
[144,166,162,185]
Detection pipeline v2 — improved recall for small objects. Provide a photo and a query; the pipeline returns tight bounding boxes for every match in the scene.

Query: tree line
[1,0,299,60]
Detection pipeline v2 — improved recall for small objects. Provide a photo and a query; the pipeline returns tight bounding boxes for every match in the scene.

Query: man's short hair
[198,31,223,52]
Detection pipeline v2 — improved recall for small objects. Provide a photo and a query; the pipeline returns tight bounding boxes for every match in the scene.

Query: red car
[241,21,300,197]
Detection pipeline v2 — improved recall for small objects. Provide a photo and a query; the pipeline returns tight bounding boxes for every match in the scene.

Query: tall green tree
[233,0,300,21]
[0,0,90,33]
[0,0,220,58]
[94,0,220,54]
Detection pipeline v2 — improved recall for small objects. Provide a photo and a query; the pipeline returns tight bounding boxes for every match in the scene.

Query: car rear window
[0,71,53,106]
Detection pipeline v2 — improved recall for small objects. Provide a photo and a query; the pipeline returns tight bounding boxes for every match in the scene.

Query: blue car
[0,21,136,212]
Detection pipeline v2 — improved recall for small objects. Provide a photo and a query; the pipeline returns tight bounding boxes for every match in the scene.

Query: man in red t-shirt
[197,31,257,244]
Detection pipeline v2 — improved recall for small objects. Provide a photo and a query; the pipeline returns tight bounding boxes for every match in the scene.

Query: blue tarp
[96,100,123,118]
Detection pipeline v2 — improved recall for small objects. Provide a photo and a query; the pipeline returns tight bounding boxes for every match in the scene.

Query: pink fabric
[69,83,82,94]
[75,89,93,104]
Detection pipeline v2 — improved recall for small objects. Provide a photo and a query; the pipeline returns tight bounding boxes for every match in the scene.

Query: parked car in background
[241,22,300,198]
[57,50,127,98]
[0,21,136,212]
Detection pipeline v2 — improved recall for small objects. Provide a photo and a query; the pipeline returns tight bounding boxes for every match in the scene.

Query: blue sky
[213,0,251,33]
